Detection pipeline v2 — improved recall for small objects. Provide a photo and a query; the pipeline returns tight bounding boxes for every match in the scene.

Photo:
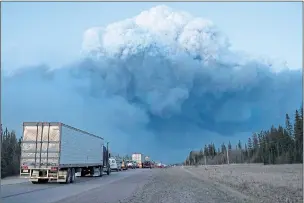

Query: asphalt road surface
[1,167,261,203]
[1,169,152,203]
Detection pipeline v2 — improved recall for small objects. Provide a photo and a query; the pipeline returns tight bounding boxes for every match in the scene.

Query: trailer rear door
[21,122,61,169]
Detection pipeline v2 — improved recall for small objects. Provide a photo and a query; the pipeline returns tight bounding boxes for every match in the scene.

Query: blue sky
[2,2,302,71]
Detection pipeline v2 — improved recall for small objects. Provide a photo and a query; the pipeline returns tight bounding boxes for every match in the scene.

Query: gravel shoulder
[185,164,303,203]
[120,167,250,203]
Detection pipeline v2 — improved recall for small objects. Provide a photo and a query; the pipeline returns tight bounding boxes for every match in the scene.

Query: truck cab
[142,161,152,169]
[109,158,121,171]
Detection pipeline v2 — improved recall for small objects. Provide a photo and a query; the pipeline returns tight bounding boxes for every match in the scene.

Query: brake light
[22,165,28,169]
[51,167,58,171]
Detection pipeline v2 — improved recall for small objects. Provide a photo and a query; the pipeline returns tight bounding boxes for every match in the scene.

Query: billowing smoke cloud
[3,5,302,163]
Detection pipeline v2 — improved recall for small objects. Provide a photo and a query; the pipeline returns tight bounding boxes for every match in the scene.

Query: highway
[2,166,302,203]
[1,167,242,203]
[1,169,153,203]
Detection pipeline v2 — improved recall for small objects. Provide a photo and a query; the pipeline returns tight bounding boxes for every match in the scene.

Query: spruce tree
[248,138,253,159]
[285,113,293,137]
[294,110,303,162]
[221,143,226,154]
[228,141,232,151]
[238,140,242,150]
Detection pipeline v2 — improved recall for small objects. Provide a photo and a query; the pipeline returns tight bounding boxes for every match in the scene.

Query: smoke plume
[3,5,302,163]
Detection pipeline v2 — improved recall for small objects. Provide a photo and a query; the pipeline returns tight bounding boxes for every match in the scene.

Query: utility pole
[227,149,230,164]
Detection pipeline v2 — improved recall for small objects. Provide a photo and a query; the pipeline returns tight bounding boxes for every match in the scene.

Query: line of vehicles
[109,156,150,171]
[108,153,166,171]
[19,122,159,185]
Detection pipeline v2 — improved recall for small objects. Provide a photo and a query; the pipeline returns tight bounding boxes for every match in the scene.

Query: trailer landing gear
[99,166,103,177]
[70,168,76,183]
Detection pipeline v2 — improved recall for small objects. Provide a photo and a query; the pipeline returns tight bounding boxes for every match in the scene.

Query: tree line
[1,127,22,178]
[185,107,303,165]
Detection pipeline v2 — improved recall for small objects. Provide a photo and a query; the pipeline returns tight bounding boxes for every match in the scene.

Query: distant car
[156,164,164,168]
[109,158,121,171]
[126,160,136,169]
[127,161,132,168]
[142,161,152,169]
[121,160,128,170]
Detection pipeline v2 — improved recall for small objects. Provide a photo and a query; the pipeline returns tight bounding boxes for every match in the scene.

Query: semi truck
[131,153,144,168]
[20,122,111,184]
[142,156,152,169]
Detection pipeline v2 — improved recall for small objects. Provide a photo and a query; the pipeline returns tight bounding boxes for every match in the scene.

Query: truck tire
[61,168,71,184]
[107,167,111,175]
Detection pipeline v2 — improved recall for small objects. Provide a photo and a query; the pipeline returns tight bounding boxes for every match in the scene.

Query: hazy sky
[1,2,302,163]
[2,2,302,71]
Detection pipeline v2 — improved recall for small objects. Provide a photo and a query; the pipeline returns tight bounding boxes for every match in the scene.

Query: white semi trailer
[132,153,144,168]
[20,122,111,184]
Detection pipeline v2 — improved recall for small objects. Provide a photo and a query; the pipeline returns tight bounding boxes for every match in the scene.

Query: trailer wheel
[61,168,71,184]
